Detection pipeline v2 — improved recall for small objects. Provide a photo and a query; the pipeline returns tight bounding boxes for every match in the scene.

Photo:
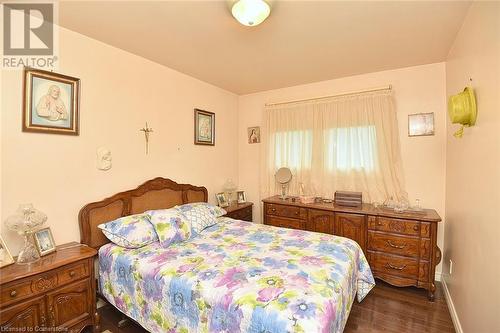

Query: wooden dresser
[262,196,442,300]
[223,202,253,222]
[0,242,98,332]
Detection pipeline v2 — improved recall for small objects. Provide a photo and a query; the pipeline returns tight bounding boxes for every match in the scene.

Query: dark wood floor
[95,281,455,333]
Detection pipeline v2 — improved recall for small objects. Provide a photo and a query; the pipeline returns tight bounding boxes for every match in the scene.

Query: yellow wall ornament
[448,87,477,138]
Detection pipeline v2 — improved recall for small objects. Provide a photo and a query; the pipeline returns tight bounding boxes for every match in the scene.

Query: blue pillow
[98,214,158,248]
[147,209,192,248]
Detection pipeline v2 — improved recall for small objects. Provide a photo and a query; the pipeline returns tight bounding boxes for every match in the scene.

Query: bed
[79,177,375,333]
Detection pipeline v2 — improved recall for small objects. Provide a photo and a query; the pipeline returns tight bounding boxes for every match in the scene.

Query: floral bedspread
[99,217,375,333]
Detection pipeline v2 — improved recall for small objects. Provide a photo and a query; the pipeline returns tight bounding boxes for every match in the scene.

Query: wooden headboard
[78,177,208,250]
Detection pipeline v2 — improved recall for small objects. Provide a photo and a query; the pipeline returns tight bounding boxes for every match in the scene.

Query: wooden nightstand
[223,202,253,221]
[0,242,98,332]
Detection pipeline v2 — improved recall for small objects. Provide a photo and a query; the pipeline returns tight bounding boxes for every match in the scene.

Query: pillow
[175,204,220,234]
[176,202,227,218]
[147,209,192,247]
[98,214,158,248]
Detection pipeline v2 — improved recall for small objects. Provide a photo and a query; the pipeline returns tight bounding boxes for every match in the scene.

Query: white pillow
[175,204,220,235]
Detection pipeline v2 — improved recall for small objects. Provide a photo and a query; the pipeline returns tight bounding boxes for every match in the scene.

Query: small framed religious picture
[0,236,15,268]
[34,227,57,256]
[408,112,435,137]
[247,126,261,144]
[194,108,215,146]
[215,192,229,208]
[237,190,247,204]
[23,68,80,135]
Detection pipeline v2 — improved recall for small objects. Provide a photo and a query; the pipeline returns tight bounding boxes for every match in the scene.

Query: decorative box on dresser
[223,202,253,222]
[262,196,442,300]
[0,242,98,332]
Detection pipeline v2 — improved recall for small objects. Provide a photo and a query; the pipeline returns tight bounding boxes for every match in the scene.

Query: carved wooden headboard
[78,177,208,250]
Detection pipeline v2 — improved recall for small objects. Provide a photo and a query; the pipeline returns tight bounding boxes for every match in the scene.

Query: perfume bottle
[413,199,423,211]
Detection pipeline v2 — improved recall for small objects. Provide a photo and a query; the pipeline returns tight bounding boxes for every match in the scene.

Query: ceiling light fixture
[232,0,271,27]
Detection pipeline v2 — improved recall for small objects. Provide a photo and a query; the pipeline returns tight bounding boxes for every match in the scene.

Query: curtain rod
[265,84,392,107]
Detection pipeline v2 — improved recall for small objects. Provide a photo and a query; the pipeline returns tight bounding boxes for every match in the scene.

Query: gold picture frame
[23,68,80,135]
[0,235,15,268]
[33,227,57,256]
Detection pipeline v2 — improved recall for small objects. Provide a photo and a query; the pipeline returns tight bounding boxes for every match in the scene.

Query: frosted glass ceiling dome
[232,0,271,27]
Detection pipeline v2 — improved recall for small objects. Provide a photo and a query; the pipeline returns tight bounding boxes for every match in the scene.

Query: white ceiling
[59,1,471,94]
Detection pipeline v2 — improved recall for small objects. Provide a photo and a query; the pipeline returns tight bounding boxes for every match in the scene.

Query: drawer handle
[294,211,299,215]
[386,263,407,271]
[386,240,406,249]
[271,208,276,212]
[413,225,419,231]
[69,271,76,277]
[377,221,383,226]
[10,290,17,297]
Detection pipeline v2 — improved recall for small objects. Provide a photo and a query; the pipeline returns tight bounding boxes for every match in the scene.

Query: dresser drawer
[266,203,307,219]
[368,231,419,258]
[368,251,418,279]
[266,216,305,230]
[57,260,90,286]
[368,217,421,236]
[1,273,57,307]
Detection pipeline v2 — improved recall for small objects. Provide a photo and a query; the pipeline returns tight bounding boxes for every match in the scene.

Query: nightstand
[223,202,253,221]
[0,242,98,332]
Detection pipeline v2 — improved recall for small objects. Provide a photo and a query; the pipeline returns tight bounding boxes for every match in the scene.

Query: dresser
[262,196,442,300]
[223,202,253,221]
[0,242,98,332]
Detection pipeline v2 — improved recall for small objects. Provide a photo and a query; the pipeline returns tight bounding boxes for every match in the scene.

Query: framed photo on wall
[33,227,56,256]
[247,126,260,144]
[408,112,435,137]
[194,108,215,145]
[23,68,80,135]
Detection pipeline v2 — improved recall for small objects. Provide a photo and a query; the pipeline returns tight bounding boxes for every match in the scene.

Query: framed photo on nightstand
[216,192,229,208]
[237,191,247,203]
[0,236,15,268]
[34,227,56,256]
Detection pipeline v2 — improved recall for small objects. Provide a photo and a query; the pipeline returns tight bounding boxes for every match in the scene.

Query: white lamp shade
[232,0,271,27]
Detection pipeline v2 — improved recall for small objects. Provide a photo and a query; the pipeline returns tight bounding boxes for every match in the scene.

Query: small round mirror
[275,167,292,184]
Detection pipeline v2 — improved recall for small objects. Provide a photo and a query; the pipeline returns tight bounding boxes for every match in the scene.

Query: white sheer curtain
[261,90,407,203]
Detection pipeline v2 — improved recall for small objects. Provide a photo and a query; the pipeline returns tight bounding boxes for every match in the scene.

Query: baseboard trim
[435,271,442,281]
[441,276,464,333]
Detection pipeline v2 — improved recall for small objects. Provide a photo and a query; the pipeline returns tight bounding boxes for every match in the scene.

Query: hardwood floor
[94,281,455,333]
[345,281,455,333]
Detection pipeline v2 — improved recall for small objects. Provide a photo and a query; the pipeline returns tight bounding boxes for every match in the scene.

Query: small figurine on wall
[96,147,112,171]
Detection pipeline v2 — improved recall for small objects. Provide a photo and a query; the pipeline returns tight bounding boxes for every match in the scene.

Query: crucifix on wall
[140,122,153,154]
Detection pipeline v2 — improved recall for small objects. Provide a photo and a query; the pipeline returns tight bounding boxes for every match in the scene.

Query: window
[274,130,312,169]
[263,91,406,202]
[325,126,378,172]
[274,126,377,172]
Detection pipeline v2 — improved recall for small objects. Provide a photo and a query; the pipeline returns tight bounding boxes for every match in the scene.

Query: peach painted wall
[444,2,500,332]
[237,63,447,277]
[0,27,238,254]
